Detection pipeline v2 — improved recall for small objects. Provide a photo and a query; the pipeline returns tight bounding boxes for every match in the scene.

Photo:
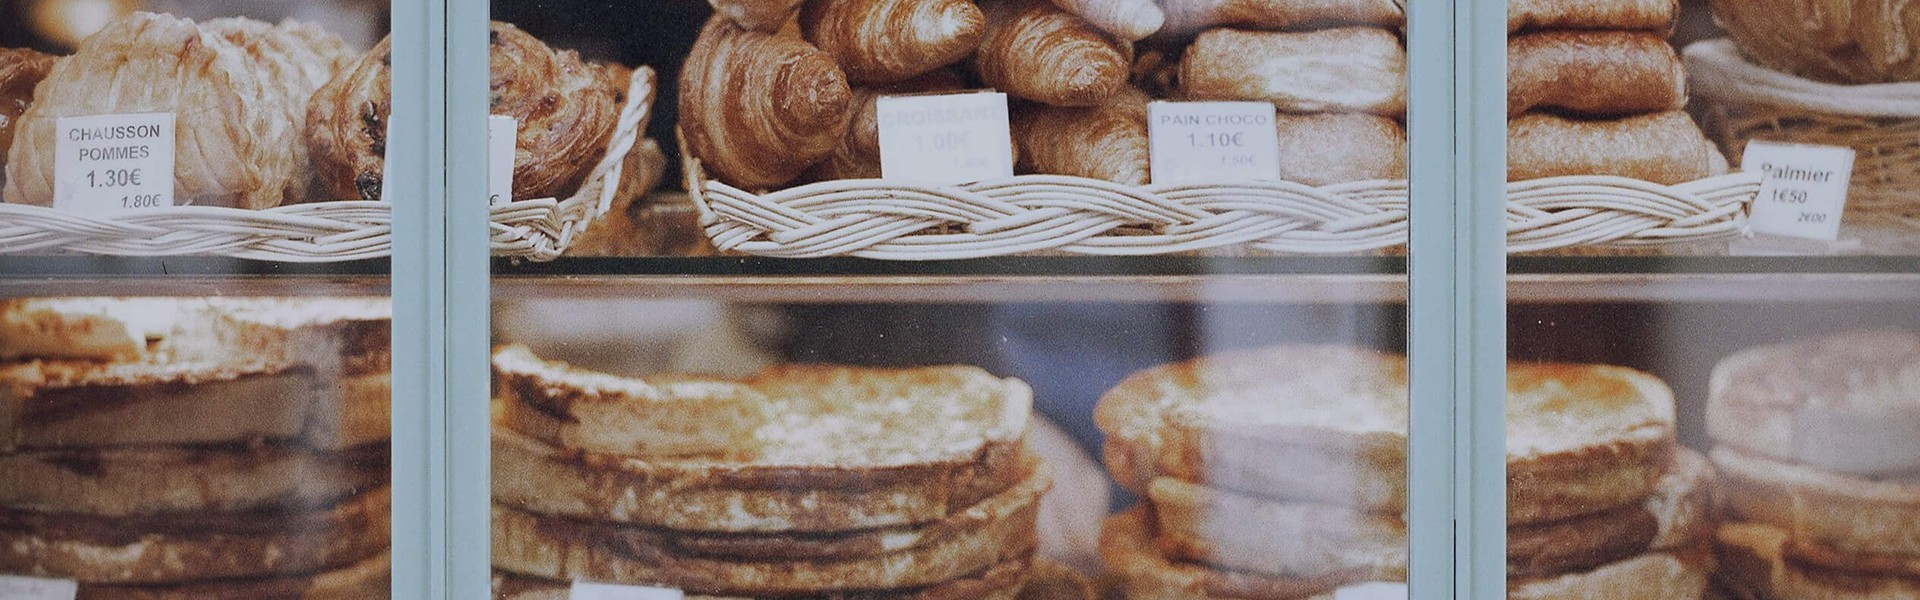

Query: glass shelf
[0,257,392,297]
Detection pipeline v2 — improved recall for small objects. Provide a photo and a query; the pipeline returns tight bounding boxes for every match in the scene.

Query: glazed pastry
[1048,0,1163,41]
[1158,0,1403,40]
[1275,114,1407,185]
[1180,27,1407,117]
[308,22,627,202]
[5,13,351,208]
[1509,111,1728,185]
[810,69,967,181]
[709,0,807,32]
[1508,0,1676,33]
[1709,0,1920,84]
[1011,88,1149,185]
[0,48,54,179]
[800,0,985,84]
[681,16,854,189]
[1509,31,1685,117]
[976,1,1131,107]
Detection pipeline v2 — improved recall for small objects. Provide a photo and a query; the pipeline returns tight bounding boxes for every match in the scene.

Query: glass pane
[1508,0,1920,597]
[486,0,1418,598]
[0,1,394,597]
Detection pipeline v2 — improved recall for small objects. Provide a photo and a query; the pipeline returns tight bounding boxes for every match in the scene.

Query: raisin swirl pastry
[4,13,351,208]
[0,48,55,183]
[307,22,626,202]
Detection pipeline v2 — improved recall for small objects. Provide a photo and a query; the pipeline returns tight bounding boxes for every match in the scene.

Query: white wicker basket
[686,156,1761,259]
[0,68,655,263]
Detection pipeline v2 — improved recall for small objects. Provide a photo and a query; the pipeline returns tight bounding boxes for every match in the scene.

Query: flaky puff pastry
[1276,114,1407,186]
[1509,31,1686,118]
[1180,27,1407,117]
[0,49,55,180]
[1509,111,1729,185]
[1012,88,1150,185]
[681,17,854,190]
[809,69,967,181]
[1710,0,1920,84]
[307,23,626,202]
[4,13,351,208]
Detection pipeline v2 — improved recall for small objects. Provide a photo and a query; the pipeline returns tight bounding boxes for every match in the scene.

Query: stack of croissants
[680,0,1414,191]
[0,14,660,209]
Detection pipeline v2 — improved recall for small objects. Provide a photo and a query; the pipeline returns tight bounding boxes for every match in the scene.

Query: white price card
[1742,141,1856,241]
[52,113,175,212]
[1147,101,1281,184]
[876,92,1013,185]
[0,575,78,600]
[1333,582,1408,600]
[570,581,683,600]
[488,115,518,205]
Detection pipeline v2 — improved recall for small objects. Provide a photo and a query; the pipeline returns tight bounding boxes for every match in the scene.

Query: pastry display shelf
[0,256,391,298]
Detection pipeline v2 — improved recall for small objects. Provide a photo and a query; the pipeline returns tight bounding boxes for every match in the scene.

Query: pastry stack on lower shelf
[1095,346,1714,599]
[1707,331,1920,599]
[0,297,393,598]
[487,345,1069,599]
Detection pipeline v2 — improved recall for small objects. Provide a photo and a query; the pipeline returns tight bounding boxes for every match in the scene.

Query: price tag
[569,581,683,600]
[1333,582,1408,600]
[488,115,517,205]
[0,575,78,600]
[1742,141,1855,241]
[52,113,175,212]
[1147,101,1281,184]
[876,92,1013,185]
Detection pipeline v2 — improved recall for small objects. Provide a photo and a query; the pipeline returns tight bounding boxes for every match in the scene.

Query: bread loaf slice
[0,487,388,584]
[0,297,389,368]
[491,466,1046,595]
[0,443,384,517]
[1507,447,1713,578]
[1707,331,1920,478]
[78,552,389,600]
[491,553,1033,600]
[2,370,389,452]
[1099,508,1353,600]
[1507,547,1713,600]
[494,344,771,458]
[1714,446,1920,558]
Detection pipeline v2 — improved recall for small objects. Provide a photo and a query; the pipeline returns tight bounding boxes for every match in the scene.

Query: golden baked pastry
[1509,31,1686,118]
[1012,88,1150,185]
[307,22,626,202]
[1509,111,1729,185]
[0,48,54,181]
[1508,0,1677,33]
[681,16,854,190]
[1275,113,1407,185]
[1710,0,1920,84]
[1179,27,1407,117]
[4,13,351,209]
[811,69,967,182]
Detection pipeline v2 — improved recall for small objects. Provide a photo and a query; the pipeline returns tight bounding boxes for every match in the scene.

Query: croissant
[1276,114,1407,185]
[1048,0,1163,41]
[307,22,627,202]
[5,13,351,208]
[1011,89,1149,185]
[1158,0,1403,40]
[1509,111,1727,185]
[1508,0,1676,33]
[709,0,807,32]
[811,69,967,181]
[801,0,985,84]
[1509,31,1684,118]
[0,49,55,181]
[976,1,1131,107]
[681,17,854,189]
[1180,27,1407,117]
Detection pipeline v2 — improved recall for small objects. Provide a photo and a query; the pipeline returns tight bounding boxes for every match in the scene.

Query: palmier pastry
[4,13,351,208]
[307,22,625,202]
[0,48,54,181]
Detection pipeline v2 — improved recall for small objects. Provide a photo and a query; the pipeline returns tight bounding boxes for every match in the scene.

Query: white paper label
[52,113,175,212]
[1147,101,1281,184]
[488,115,517,205]
[569,581,682,600]
[1333,582,1408,600]
[876,92,1013,185]
[1742,141,1855,241]
[0,575,78,600]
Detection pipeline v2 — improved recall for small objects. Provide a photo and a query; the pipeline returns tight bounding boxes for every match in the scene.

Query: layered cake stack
[487,345,1076,598]
[1708,331,1920,598]
[0,297,392,598]
[1095,346,1714,599]
[1507,0,1728,186]
[1168,1,1410,186]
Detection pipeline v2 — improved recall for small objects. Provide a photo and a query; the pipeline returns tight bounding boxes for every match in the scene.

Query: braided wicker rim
[1687,39,1920,231]
[0,68,655,263]
[685,151,1761,259]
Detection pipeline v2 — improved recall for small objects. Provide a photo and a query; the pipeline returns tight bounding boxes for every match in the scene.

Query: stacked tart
[1095,346,1713,598]
[0,297,392,598]
[488,345,1076,598]
[1506,0,1728,185]
[1708,331,1920,599]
